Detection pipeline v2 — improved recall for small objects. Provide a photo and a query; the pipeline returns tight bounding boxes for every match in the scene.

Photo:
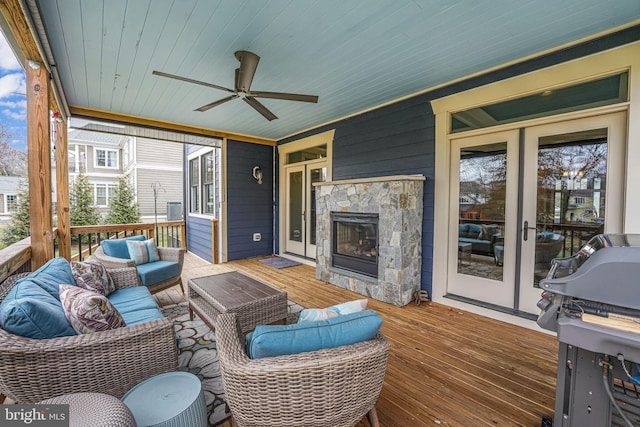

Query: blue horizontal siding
[187,216,213,262]
[226,140,274,261]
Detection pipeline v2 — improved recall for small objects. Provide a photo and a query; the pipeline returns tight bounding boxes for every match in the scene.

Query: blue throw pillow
[101,235,146,259]
[246,310,383,359]
[0,278,76,339]
[19,257,77,300]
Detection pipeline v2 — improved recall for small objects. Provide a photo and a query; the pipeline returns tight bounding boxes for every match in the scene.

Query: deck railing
[54,221,186,262]
[0,237,32,283]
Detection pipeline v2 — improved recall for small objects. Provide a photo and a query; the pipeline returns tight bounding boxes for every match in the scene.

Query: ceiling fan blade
[251,91,318,103]
[195,94,238,112]
[152,70,235,93]
[243,96,277,121]
[234,50,260,92]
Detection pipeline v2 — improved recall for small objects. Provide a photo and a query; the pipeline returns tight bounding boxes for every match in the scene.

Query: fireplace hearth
[331,212,379,277]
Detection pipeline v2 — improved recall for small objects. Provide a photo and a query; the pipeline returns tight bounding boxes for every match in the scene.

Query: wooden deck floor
[156,253,558,427]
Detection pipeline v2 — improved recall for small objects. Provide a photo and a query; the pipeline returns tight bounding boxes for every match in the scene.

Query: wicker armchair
[0,267,178,403]
[94,245,185,294]
[216,313,390,427]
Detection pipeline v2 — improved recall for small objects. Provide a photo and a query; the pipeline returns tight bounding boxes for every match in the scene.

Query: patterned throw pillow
[298,299,369,323]
[327,299,368,315]
[70,259,116,296]
[59,284,125,334]
[125,239,160,265]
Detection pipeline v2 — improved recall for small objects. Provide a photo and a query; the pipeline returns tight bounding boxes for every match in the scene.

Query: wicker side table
[38,392,136,427]
[188,271,288,333]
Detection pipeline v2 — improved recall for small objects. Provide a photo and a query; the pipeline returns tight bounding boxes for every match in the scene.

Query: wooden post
[25,61,53,270]
[26,60,53,269]
[211,218,219,264]
[55,115,71,260]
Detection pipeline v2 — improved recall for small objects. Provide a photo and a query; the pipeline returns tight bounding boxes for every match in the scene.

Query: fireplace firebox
[331,212,378,277]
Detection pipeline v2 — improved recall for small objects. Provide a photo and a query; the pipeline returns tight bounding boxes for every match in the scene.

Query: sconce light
[252,166,263,184]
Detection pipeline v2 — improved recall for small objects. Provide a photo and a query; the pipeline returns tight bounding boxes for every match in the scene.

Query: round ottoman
[122,372,207,427]
[39,392,136,427]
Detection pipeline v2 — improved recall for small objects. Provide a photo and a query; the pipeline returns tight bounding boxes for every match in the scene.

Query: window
[189,158,200,213]
[189,150,217,215]
[202,153,214,214]
[95,148,118,168]
[94,183,117,207]
[573,196,585,205]
[5,194,17,213]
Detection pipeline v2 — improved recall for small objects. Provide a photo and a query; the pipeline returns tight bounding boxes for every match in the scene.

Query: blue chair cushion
[22,257,77,300]
[120,307,164,326]
[0,280,76,339]
[246,310,383,359]
[108,286,159,314]
[101,235,146,259]
[136,261,180,287]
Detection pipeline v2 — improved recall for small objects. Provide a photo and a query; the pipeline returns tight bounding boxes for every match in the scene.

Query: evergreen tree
[0,180,30,247]
[105,174,140,224]
[69,171,102,226]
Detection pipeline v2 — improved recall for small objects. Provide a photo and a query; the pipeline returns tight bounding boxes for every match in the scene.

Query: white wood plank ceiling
[34,0,640,140]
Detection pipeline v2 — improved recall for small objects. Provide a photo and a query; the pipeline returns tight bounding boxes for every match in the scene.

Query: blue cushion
[246,310,383,359]
[120,307,164,326]
[21,257,77,300]
[458,224,470,233]
[467,223,482,236]
[0,279,76,339]
[101,235,146,259]
[136,261,180,287]
[108,287,158,314]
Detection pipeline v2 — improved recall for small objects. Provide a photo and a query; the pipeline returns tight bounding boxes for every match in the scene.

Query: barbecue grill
[537,234,640,427]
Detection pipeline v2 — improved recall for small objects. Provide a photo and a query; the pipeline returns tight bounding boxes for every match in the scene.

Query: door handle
[523,220,537,241]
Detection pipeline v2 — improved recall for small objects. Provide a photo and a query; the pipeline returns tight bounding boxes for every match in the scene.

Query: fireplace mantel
[315,175,425,306]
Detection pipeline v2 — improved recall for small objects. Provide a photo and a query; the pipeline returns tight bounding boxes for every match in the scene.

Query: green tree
[70,171,102,226]
[0,180,30,247]
[105,174,140,224]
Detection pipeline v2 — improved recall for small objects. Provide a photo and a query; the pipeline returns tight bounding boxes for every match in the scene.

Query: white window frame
[94,148,119,169]
[93,183,117,207]
[188,148,216,216]
[4,194,17,213]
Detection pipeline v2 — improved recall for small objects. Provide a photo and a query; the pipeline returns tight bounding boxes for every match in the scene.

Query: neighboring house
[53,127,184,222]
[0,176,22,224]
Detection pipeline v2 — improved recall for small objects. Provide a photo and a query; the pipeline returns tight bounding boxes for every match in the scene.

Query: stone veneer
[315,175,424,306]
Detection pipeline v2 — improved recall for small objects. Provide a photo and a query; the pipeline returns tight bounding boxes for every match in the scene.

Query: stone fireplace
[315,175,425,306]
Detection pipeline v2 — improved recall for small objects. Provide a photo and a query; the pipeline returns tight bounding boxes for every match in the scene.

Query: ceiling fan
[153,50,318,121]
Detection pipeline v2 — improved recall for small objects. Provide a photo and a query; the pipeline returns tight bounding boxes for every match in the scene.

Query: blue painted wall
[187,216,213,262]
[279,25,640,297]
[226,140,274,261]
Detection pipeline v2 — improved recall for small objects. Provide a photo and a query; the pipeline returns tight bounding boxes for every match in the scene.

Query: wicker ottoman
[188,271,288,333]
[38,392,136,427]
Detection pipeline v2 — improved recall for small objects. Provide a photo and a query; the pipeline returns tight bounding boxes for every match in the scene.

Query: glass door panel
[448,130,519,308]
[306,164,327,257]
[286,165,305,256]
[519,112,625,313]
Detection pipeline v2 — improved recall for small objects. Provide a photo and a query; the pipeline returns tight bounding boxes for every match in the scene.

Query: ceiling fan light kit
[153,50,318,121]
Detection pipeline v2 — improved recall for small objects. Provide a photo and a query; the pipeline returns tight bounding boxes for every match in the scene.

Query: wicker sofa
[0,264,178,403]
[216,312,390,427]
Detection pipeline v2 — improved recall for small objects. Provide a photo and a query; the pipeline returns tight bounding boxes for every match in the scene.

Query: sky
[0,29,27,153]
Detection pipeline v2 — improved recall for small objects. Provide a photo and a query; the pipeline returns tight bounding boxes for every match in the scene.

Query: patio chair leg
[179,278,186,294]
[366,406,380,427]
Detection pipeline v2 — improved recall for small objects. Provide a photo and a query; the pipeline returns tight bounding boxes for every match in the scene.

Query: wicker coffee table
[188,271,288,333]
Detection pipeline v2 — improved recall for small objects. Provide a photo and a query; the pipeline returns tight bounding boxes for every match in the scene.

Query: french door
[448,112,625,315]
[285,159,327,258]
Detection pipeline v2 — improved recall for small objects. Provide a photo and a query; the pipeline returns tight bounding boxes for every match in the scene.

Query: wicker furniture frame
[0,267,179,403]
[216,312,390,427]
[188,271,287,333]
[39,392,137,427]
[95,245,185,294]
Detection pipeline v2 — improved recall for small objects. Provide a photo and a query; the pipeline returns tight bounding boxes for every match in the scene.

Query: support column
[26,60,53,269]
[54,114,70,260]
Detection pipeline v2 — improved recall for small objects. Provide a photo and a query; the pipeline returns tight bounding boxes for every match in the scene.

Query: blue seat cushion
[120,307,164,326]
[136,261,180,287]
[21,257,77,300]
[0,279,76,339]
[108,286,159,314]
[101,235,146,259]
[246,310,383,359]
